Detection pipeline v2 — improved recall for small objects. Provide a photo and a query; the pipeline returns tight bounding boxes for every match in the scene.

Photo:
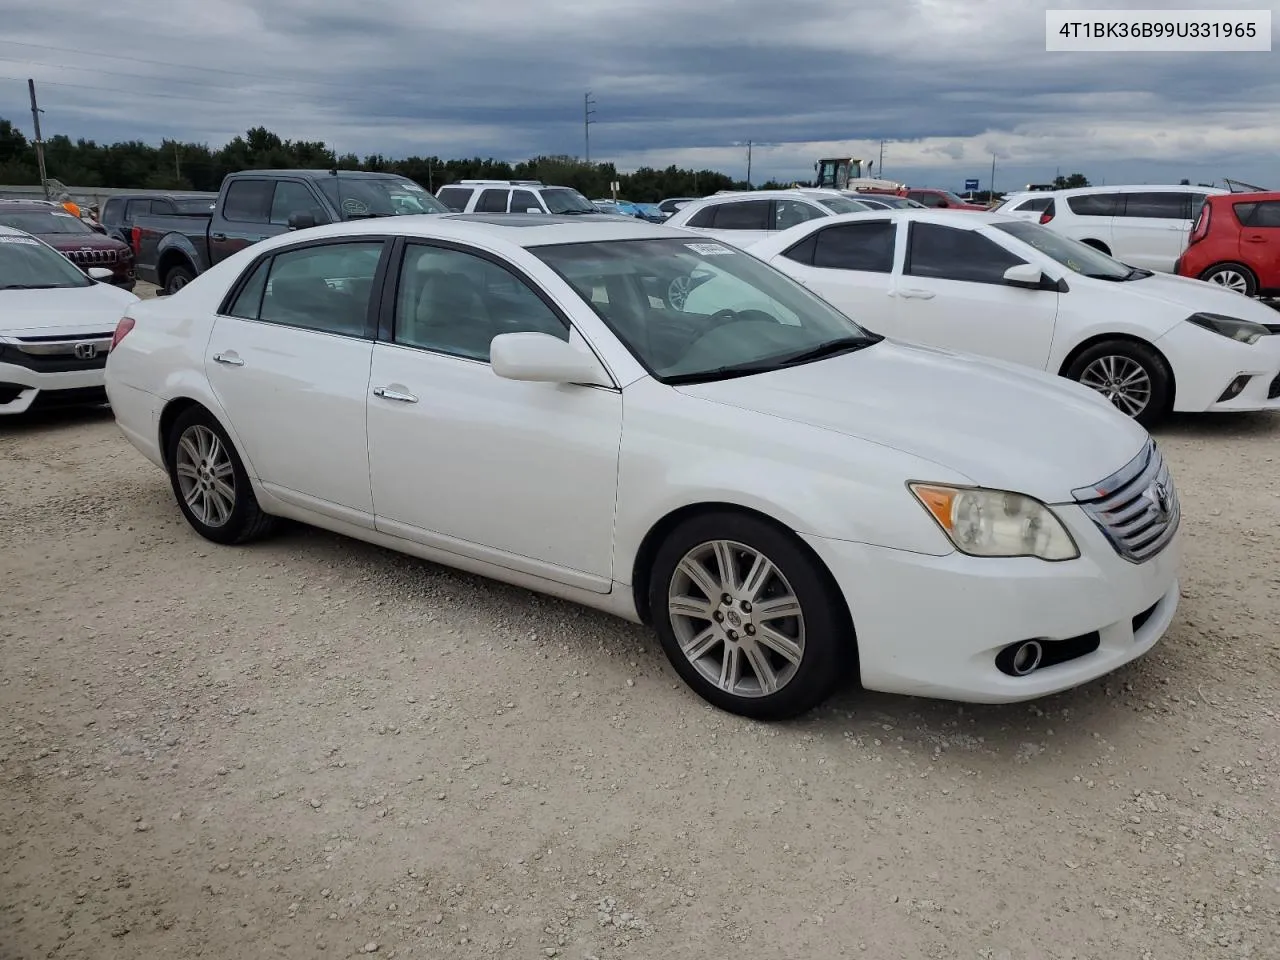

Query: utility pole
[989,153,997,199]
[28,79,49,200]
[746,140,753,185]
[878,140,885,177]
[584,92,596,164]
[173,142,181,179]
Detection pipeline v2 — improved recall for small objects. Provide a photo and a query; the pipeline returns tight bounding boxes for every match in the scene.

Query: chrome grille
[1071,439,1179,564]
[64,248,118,265]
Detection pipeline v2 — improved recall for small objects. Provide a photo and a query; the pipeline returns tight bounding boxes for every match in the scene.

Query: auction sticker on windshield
[0,235,40,243]
[685,242,736,256]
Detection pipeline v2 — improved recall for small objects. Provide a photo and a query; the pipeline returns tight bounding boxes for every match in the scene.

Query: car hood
[1098,270,1280,324]
[0,283,139,336]
[675,339,1149,503]
[31,232,128,253]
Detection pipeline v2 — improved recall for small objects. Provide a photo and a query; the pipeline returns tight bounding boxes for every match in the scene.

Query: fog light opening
[1217,374,1251,403]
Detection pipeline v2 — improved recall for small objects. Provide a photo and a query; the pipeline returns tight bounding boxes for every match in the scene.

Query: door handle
[212,352,244,366]
[898,288,936,299]
[1244,235,1267,243]
[372,386,418,403]
[211,232,228,241]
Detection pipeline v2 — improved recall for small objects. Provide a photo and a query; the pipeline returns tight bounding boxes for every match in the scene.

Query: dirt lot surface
[2,391,1279,959]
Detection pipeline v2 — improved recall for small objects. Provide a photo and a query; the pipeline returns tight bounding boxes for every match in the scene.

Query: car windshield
[533,237,880,384]
[0,234,93,288]
[816,196,867,213]
[993,220,1138,280]
[541,188,596,214]
[317,177,448,218]
[0,209,95,235]
[938,191,968,205]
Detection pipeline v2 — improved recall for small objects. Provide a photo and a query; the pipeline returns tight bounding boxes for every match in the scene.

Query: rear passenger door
[1059,192,1119,253]
[1238,200,1280,288]
[205,238,388,527]
[475,189,510,214]
[1113,192,1195,272]
[767,219,900,333]
[509,189,543,213]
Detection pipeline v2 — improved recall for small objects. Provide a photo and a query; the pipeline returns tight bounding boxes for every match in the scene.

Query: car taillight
[1188,203,1210,245]
[130,226,141,255]
[1039,210,1054,224]
[111,316,135,350]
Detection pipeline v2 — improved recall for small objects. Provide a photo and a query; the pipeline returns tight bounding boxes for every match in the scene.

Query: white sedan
[749,210,1280,426]
[106,215,1181,719]
[1,226,139,415]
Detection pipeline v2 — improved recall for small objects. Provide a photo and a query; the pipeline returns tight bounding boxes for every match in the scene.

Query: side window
[905,222,1026,284]
[712,200,770,230]
[782,233,818,265]
[225,257,270,319]
[437,187,473,212]
[123,199,152,220]
[1066,193,1120,217]
[1119,192,1190,220]
[476,189,509,213]
[258,241,383,336]
[686,205,716,228]
[509,190,541,213]
[775,200,826,230]
[908,192,943,208]
[222,180,274,223]
[1017,197,1052,213]
[1246,201,1280,227]
[812,221,896,272]
[101,198,124,224]
[270,181,324,225]
[393,243,569,362]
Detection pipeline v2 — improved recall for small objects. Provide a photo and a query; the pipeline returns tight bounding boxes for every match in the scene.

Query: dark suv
[0,201,136,290]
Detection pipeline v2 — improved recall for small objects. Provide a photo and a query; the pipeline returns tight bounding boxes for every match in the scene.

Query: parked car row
[0,200,136,290]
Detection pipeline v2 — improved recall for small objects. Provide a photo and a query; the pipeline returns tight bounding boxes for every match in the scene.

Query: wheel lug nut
[741,601,752,613]
[727,630,737,640]
[714,611,724,622]
[721,593,732,605]
[745,624,755,635]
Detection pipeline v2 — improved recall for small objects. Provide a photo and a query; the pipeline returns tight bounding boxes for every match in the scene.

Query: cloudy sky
[0,0,1276,191]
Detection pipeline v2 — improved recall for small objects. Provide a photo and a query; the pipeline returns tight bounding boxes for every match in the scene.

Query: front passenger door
[767,220,900,333]
[366,242,623,591]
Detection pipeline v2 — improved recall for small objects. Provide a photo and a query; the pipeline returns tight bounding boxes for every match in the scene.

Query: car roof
[1047,184,1231,196]
[1208,190,1280,202]
[240,212,688,251]
[0,201,65,212]
[234,169,407,180]
[746,208,1017,257]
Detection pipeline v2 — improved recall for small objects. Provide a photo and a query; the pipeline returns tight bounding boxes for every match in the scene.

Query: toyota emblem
[1146,481,1171,520]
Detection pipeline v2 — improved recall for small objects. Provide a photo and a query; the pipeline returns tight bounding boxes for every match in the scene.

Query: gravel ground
[2,344,1279,959]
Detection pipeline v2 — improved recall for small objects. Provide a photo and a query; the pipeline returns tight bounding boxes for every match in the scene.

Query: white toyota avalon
[104,213,1182,719]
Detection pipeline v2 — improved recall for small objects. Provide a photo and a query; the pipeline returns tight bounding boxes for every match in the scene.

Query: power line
[0,38,359,91]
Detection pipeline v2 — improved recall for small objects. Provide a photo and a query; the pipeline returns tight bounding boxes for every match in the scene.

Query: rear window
[1236,200,1280,228]
[1016,196,1053,213]
[1066,193,1120,217]
[1119,192,1191,219]
[475,189,509,214]
[437,186,473,212]
[711,200,770,230]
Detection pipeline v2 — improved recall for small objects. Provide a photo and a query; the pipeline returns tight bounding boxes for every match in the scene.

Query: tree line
[0,119,791,201]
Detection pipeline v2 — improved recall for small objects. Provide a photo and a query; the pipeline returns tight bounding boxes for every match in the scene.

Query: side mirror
[490,333,612,386]
[87,266,114,281]
[288,212,317,231]
[1003,263,1047,288]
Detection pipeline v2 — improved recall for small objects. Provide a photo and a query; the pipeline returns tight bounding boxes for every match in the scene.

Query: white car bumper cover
[0,361,106,415]
[802,506,1181,703]
[1157,322,1280,413]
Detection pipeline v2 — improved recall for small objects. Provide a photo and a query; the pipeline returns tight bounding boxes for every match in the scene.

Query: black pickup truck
[99,192,216,245]
[132,169,448,294]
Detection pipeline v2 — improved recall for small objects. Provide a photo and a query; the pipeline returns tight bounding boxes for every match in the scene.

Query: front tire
[1199,262,1257,298]
[1065,339,1171,427]
[165,406,276,544]
[648,511,851,720]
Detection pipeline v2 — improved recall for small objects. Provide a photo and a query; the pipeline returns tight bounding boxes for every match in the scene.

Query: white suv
[435,180,598,216]
[996,185,1230,273]
[664,189,872,247]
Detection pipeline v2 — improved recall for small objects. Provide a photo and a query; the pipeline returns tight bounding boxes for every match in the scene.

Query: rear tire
[1065,339,1171,428]
[165,406,276,545]
[648,511,852,720]
[163,264,196,295]
[1199,262,1257,298]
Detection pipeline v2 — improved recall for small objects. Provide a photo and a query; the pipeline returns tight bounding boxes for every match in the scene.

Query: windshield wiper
[663,335,881,385]
[0,283,60,289]
[1125,266,1153,280]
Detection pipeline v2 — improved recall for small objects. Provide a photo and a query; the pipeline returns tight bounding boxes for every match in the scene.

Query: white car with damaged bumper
[106,214,1182,719]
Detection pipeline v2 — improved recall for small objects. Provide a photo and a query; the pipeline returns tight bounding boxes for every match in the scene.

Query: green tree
[1053,173,1090,189]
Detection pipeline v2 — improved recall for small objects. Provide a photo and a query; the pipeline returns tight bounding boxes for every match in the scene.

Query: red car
[903,188,987,211]
[0,201,135,290]
[1176,192,1280,298]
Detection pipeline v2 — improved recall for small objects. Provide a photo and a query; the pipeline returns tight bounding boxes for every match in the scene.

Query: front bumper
[802,505,1181,703]
[1157,321,1280,412]
[0,360,108,415]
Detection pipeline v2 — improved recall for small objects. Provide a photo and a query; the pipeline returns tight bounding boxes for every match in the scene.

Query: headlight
[909,484,1080,561]
[1186,312,1269,345]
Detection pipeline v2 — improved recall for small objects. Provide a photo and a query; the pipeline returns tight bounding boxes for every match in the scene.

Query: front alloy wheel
[1077,354,1153,419]
[668,540,806,698]
[649,512,851,719]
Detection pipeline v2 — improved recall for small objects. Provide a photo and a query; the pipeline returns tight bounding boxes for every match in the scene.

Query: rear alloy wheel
[649,512,850,719]
[1065,339,1171,427]
[164,265,195,295]
[1200,263,1257,298]
[165,406,276,544]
